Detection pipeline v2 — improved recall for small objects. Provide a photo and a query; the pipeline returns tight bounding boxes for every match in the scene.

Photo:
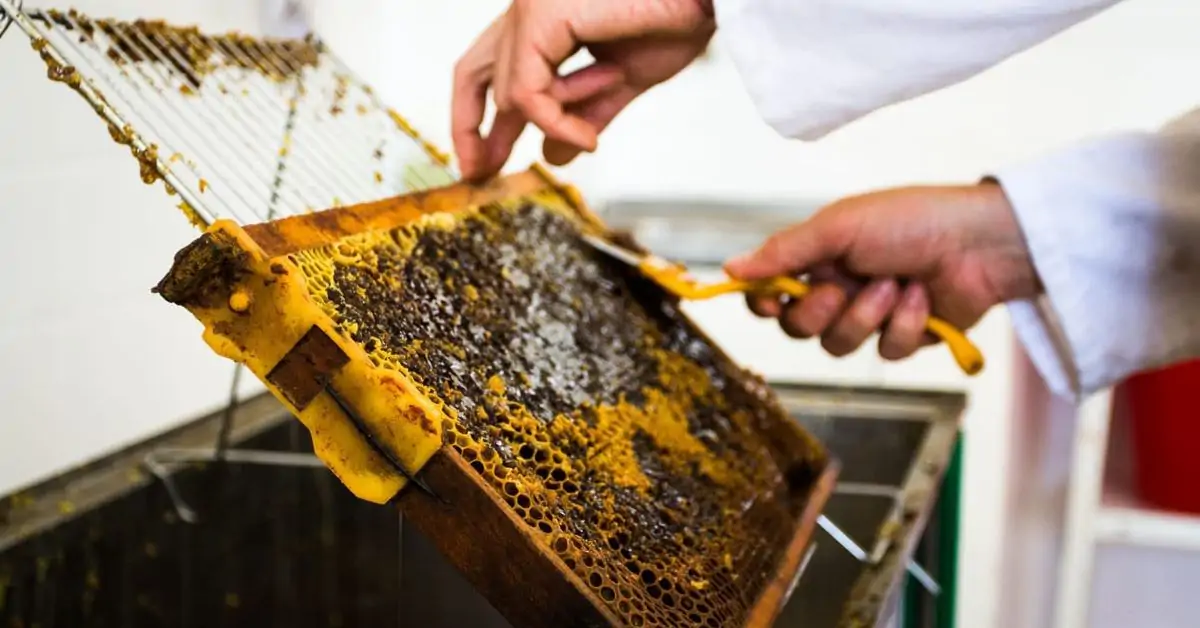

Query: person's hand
[724,181,1042,361]
[452,0,716,181]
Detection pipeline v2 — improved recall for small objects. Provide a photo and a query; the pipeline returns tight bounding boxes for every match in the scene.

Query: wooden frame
[155,165,837,627]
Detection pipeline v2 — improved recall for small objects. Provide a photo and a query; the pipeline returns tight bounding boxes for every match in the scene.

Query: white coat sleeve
[710,0,1200,400]
[994,110,1200,400]
[712,0,1124,141]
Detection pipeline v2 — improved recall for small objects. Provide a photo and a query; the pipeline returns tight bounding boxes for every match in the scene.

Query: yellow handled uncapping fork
[582,233,985,376]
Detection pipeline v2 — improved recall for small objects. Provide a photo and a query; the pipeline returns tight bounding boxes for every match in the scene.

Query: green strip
[937,434,963,628]
[903,431,962,628]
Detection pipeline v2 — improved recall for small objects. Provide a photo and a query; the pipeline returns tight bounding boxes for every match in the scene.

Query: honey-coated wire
[0,0,456,514]
[0,1,454,228]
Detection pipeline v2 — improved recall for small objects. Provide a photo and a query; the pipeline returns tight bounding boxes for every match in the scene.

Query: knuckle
[806,289,844,322]
[759,234,790,267]
[846,309,875,336]
[453,59,475,85]
[494,89,515,111]
[508,87,537,109]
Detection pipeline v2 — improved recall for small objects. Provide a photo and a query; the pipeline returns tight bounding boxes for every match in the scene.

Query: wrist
[972,179,1044,303]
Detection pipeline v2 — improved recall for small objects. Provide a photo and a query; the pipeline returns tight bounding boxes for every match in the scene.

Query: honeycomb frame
[154,165,838,628]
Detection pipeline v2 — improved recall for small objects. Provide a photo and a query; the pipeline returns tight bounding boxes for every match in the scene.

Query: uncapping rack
[0,1,455,229]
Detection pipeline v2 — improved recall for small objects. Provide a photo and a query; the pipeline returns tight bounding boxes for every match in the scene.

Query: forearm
[995,109,1200,399]
[713,0,1125,140]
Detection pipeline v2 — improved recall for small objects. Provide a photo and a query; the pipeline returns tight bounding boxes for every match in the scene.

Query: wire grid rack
[0,1,456,229]
[0,1,462,519]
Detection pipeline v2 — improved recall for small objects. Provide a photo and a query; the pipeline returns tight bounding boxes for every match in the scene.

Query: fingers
[452,15,507,180]
[724,209,858,281]
[474,63,625,177]
[878,283,932,361]
[510,88,599,154]
[746,293,783,318]
[481,110,528,178]
[451,54,494,181]
[543,84,638,165]
[455,9,627,179]
[821,279,899,357]
[549,63,625,103]
[779,283,848,339]
[499,7,598,153]
[751,279,944,362]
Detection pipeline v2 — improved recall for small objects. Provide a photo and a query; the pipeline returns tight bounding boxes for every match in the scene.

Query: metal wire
[213,363,244,461]
[144,447,327,524]
[0,0,21,42]
[2,3,455,227]
[817,514,941,596]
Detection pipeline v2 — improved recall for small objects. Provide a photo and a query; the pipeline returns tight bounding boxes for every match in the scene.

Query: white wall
[2,1,1199,627]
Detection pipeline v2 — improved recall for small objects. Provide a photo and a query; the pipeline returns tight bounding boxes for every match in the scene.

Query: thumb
[724,210,855,280]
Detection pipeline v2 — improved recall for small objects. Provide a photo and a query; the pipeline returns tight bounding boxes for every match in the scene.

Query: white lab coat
[713,0,1200,401]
